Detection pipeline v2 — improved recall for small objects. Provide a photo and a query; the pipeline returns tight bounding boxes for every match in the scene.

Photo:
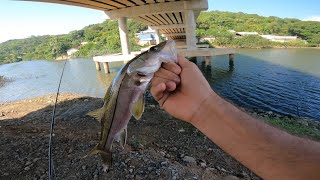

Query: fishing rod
[48,59,68,180]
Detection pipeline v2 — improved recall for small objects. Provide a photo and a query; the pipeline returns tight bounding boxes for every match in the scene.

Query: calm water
[0,49,319,120]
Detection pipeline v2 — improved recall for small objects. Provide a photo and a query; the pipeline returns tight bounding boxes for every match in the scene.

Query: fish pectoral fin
[86,108,103,121]
[120,127,127,149]
[130,94,145,120]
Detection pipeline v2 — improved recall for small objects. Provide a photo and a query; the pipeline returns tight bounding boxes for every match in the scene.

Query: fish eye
[149,46,158,51]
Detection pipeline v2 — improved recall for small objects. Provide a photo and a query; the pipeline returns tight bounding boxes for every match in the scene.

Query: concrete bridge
[25,0,235,73]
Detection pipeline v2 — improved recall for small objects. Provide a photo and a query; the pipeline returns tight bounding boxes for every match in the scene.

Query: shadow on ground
[0,94,260,180]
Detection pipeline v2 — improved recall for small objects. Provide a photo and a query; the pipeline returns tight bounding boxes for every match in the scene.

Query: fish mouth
[137,72,147,77]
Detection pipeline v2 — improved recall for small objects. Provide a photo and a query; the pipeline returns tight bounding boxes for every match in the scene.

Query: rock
[68,147,73,153]
[182,156,196,164]
[170,147,178,152]
[200,162,206,167]
[82,165,86,170]
[135,175,143,180]
[178,128,185,133]
[0,112,4,117]
[159,151,166,156]
[178,153,185,158]
[149,105,156,108]
[165,154,171,158]
[84,99,89,102]
[129,168,134,173]
[33,158,41,163]
[155,169,161,176]
[224,175,239,180]
[147,167,153,172]
[3,173,9,176]
[267,111,273,115]
[160,161,168,166]
[24,166,31,171]
[125,158,131,163]
[202,169,219,180]
[237,171,249,178]
[299,120,308,126]
[25,161,32,166]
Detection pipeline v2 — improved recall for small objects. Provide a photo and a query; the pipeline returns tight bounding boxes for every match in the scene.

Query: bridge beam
[104,0,207,19]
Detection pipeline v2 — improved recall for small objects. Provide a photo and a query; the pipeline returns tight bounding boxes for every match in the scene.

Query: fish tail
[83,144,112,172]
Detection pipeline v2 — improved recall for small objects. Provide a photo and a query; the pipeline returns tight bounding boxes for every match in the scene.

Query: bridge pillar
[185,9,197,50]
[118,17,130,55]
[155,29,161,44]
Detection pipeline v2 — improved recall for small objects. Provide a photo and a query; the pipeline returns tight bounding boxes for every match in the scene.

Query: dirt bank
[0,93,262,180]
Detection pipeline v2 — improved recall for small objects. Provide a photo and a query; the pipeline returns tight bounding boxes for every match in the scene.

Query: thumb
[177,54,189,67]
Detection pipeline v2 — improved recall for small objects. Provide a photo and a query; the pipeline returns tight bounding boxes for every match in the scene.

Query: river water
[0,48,319,120]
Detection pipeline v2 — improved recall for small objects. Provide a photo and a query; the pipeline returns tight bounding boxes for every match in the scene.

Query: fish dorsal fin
[86,108,103,121]
[130,94,145,120]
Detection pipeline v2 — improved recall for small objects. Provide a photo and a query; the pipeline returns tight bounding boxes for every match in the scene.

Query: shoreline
[214,45,320,49]
[1,93,319,139]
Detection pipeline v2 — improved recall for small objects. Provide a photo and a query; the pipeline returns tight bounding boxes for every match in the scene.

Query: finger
[150,82,166,101]
[177,54,189,67]
[162,62,181,75]
[158,91,170,109]
[165,81,176,91]
[154,68,180,84]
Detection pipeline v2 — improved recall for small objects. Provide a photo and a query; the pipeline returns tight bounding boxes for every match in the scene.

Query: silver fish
[87,40,177,171]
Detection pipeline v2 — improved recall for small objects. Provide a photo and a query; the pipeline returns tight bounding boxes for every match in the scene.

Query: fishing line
[49,59,67,180]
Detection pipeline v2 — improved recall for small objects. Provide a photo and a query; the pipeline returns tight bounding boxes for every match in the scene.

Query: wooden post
[103,62,110,73]
[95,61,101,71]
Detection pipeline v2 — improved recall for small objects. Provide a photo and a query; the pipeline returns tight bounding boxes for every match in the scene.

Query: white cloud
[303,16,320,22]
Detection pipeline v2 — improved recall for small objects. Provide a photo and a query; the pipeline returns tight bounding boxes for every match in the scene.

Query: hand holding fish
[151,55,320,180]
[151,55,214,124]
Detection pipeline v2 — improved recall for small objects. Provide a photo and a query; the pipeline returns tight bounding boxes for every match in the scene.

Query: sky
[0,0,319,43]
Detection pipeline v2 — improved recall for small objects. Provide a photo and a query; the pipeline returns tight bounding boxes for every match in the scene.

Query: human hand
[151,55,214,124]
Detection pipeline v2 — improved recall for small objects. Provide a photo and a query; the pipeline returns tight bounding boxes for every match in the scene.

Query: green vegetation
[0,20,147,65]
[265,118,320,140]
[197,11,320,48]
[1,11,320,65]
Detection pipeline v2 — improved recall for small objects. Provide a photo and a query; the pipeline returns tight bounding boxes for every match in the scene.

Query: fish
[87,40,177,171]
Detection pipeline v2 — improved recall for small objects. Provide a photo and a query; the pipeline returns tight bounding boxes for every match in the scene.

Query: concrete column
[103,62,110,74]
[155,29,161,44]
[229,53,234,67]
[118,17,130,55]
[185,10,197,50]
[95,62,101,71]
[204,56,211,66]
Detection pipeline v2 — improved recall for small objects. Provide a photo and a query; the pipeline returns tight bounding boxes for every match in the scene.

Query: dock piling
[102,62,110,73]
[95,62,101,71]
[229,53,234,66]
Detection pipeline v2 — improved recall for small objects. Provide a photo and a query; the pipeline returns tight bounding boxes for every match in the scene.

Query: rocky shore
[0,93,319,179]
[0,75,8,88]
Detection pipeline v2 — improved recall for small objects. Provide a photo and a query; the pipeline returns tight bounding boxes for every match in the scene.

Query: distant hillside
[0,11,319,64]
[0,20,147,64]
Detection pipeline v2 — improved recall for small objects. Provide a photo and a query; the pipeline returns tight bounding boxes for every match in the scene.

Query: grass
[265,118,320,141]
